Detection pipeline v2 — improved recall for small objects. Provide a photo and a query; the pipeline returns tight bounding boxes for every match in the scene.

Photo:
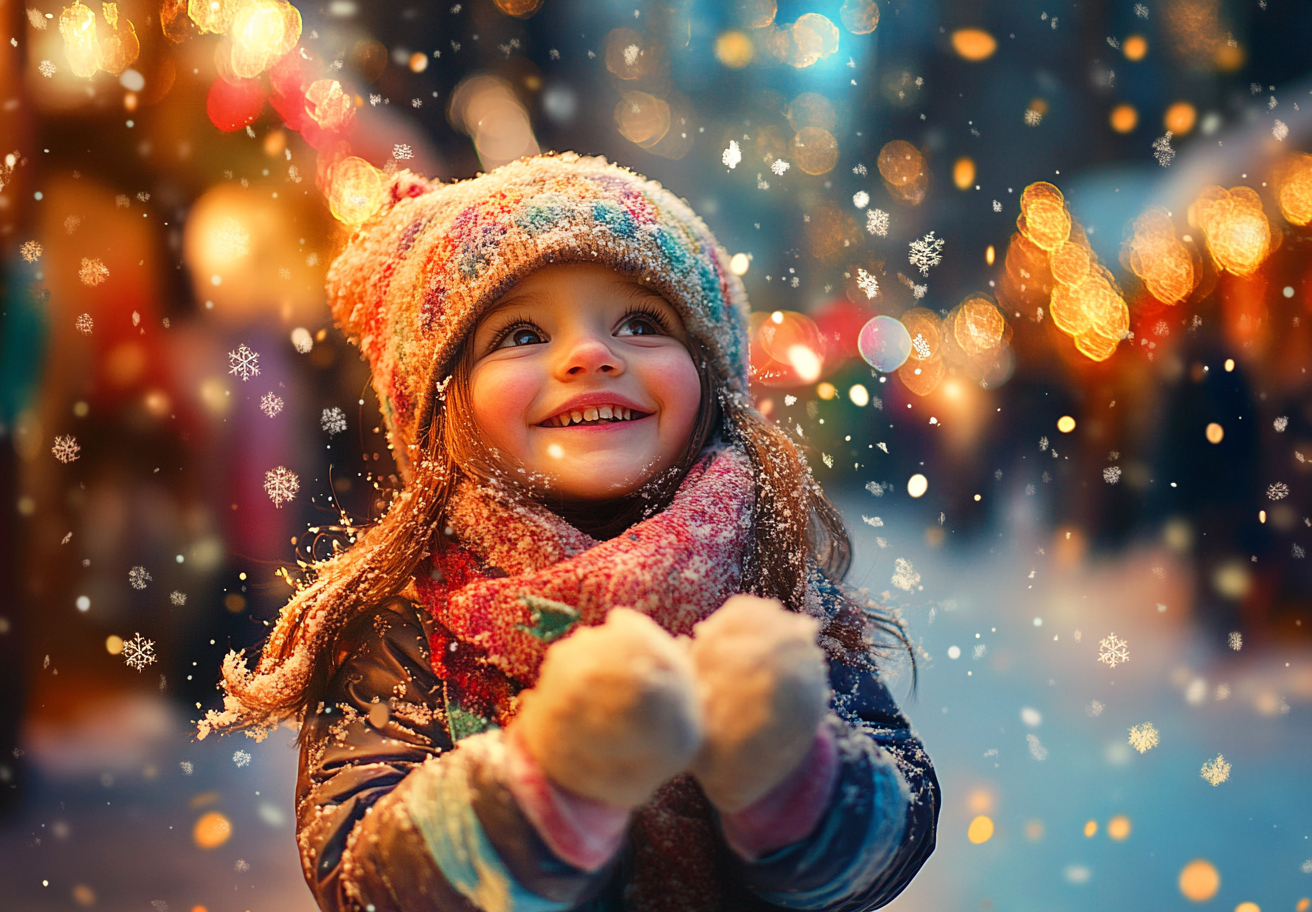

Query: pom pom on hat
[325,153,751,480]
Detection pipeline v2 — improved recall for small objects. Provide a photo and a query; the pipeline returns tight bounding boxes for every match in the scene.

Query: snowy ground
[1,490,1308,911]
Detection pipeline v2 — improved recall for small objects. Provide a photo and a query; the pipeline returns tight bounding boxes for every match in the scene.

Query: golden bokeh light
[786,93,837,133]
[105,634,124,655]
[188,0,236,35]
[878,140,928,205]
[1049,240,1091,287]
[614,92,671,146]
[493,0,543,18]
[715,31,755,68]
[1018,182,1071,252]
[1178,859,1220,902]
[1234,904,1259,912]
[1083,819,1098,837]
[790,126,839,175]
[93,2,140,76]
[327,157,384,225]
[951,28,997,61]
[1206,422,1224,444]
[1107,815,1131,840]
[58,1,99,78]
[304,79,354,131]
[1057,415,1076,433]
[408,51,428,73]
[907,474,929,498]
[967,815,995,844]
[985,244,995,266]
[1110,104,1138,133]
[789,13,840,66]
[1224,358,1235,372]
[1025,819,1045,841]
[1126,208,1197,305]
[1165,101,1197,135]
[193,811,233,849]
[951,295,1006,356]
[1274,152,1312,226]
[229,0,300,79]
[1188,186,1271,277]
[736,0,776,29]
[1002,231,1054,307]
[953,157,976,190]
[839,0,880,35]
[1123,34,1148,60]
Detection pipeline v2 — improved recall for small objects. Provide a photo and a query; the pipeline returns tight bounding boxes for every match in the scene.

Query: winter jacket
[295,584,939,912]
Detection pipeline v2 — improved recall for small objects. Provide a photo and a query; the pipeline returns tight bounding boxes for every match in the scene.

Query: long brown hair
[200,325,912,740]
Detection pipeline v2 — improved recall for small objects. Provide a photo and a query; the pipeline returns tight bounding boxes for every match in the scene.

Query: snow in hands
[908,231,944,276]
[229,344,260,382]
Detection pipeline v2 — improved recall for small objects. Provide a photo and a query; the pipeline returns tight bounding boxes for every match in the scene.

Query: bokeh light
[1018,182,1071,252]
[193,811,232,849]
[1123,35,1148,60]
[951,28,997,61]
[1110,104,1138,133]
[790,126,839,175]
[1206,422,1224,443]
[1126,209,1197,305]
[953,157,976,190]
[878,140,928,205]
[1189,186,1271,277]
[967,815,994,843]
[1107,815,1131,840]
[1165,101,1197,134]
[715,31,754,68]
[1057,415,1076,433]
[229,0,300,79]
[327,156,385,225]
[907,474,929,498]
[858,315,912,372]
[1274,152,1312,226]
[1178,859,1220,902]
[838,0,880,35]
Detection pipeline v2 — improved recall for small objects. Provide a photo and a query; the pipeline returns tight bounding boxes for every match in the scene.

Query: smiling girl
[199,154,938,912]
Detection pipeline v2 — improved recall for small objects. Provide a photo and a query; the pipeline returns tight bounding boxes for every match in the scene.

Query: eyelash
[489,303,671,350]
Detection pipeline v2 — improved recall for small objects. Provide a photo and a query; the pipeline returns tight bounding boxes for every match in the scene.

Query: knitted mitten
[511,607,704,809]
[688,595,830,813]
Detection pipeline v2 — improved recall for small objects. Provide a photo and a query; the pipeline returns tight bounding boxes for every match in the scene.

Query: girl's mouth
[537,406,653,429]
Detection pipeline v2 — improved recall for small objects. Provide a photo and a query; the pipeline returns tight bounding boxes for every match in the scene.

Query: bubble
[858,315,912,372]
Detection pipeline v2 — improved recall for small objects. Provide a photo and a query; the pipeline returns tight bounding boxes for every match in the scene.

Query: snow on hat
[326,152,752,479]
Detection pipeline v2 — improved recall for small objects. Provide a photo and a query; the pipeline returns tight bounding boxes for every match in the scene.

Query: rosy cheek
[470,362,541,449]
[645,349,701,430]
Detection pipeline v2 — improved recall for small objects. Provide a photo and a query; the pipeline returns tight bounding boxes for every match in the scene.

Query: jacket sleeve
[295,598,618,912]
[724,572,941,911]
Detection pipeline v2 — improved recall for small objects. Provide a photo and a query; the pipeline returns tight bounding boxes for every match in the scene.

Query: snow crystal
[170,591,187,606]
[1128,722,1159,753]
[866,208,889,236]
[233,750,252,767]
[722,141,741,169]
[891,557,920,591]
[908,231,944,276]
[128,566,152,590]
[321,407,347,436]
[1103,466,1122,484]
[1152,131,1175,167]
[856,268,879,299]
[1026,733,1048,760]
[1274,416,1288,432]
[770,159,790,176]
[1200,754,1231,786]
[123,633,157,671]
[51,435,80,463]
[261,393,284,418]
[1273,119,1289,142]
[228,344,260,382]
[264,467,300,508]
[852,191,870,209]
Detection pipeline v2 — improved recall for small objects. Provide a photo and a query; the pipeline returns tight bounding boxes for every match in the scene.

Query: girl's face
[468,263,702,502]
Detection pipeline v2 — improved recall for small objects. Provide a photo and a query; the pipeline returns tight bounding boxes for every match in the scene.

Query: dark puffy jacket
[295,590,939,912]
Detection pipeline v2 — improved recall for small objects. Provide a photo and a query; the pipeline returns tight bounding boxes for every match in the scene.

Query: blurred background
[2,0,1311,909]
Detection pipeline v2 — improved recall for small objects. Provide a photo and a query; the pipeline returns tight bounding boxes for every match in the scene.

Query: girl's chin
[531,454,664,498]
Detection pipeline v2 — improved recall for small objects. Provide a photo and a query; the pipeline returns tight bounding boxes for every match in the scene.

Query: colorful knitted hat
[326,152,752,479]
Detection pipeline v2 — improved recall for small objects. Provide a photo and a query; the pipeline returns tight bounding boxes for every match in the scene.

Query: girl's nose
[558,334,623,378]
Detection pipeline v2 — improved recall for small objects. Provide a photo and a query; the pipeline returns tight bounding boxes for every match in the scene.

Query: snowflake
[38,59,55,77]
[115,194,130,208]
[128,565,152,590]
[1267,482,1290,501]
[911,333,931,359]
[1274,416,1288,432]
[992,199,1002,213]
[170,590,187,606]
[722,140,742,169]
[1152,131,1175,167]
[891,557,920,591]
[79,257,109,286]
[1085,699,1104,717]
[136,191,150,201]
[235,859,250,872]
[228,344,260,381]
[233,750,252,767]
[1103,466,1122,484]
[911,284,927,299]
[260,392,284,418]
[622,43,640,67]
[1294,543,1306,559]
[179,761,194,775]
[756,175,770,190]
[1228,631,1242,651]
[908,231,944,276]
[549,48,560,60]
[862,515,884,527]
[865,481,885,497]
[1027,733,1048,760]
[770,159,790,176]
[1024,108,1042,126]
[972,644,987,660]
[306,252,319,266]
[852,190,870,209]
[20,240,42,262]
[264,466,300,507]
[1153,320,1170,337]
[1128,722,1159,753]
[1274,119,1289,142]
[866,208,889,236]
[369,93,381,106]
[1134,3,1149,17]
[321,407,347,435]
[51,435,80,463]
[75,313,93,334]
[26,8,47,28]
[1302,859,1312,874]
[856,268,879,299]
[393,143,414,160]
[410,98,422,108]
[1073,629,1082,641]
[123,632,157,671]
[1039,436,1050,451]
[1200,754,1231,786]
[64,214,83,234]
[1098,632,1129,668]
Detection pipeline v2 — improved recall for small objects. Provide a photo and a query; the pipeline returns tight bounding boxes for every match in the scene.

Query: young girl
[199,153,939,912]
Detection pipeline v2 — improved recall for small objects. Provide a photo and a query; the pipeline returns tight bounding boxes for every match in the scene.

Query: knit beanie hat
[326,152,752,480]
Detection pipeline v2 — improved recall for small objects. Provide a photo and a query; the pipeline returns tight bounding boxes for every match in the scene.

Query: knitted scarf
[410,443,808,911]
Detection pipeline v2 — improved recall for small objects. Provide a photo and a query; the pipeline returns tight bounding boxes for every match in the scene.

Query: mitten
[511,607,703,809]
[689,594,830,813]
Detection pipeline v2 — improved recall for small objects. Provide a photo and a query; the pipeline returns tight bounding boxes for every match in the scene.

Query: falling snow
[261,393,284,417]
[1268,482,1290,501]
[75,313,93,335]
[180,761,194,775]
[1152,132,1175,167]
[264,466,300,508]
[20,240,42,262]
[852,191,870,209]
[1274,416,1288,432]
[79,257,110,286]
[170,591,187,606]
[891,557,921,591]
[1228,631,1242,651]
[866,208,889,236]
[992,200,1002,212]
[1134,3,1149,17]
[908,231,944,276]
[321,407,347,436]
[233,750,252,767]
[911,334,932,360]
[1273,120,1289,142]
[51,435,81,463]
[228,344,260,382]
[856,268,879,299]
[1200,754,1231,786]
[1026,733,1048,760]
[123,633,157,672]
[1085,700,1104,717]
[393,143,415,160]
[770,159,790,175]
[1294,544,1306,559]
[1024,108,1043,126]
[722,140,742,169]
[128,566,152,590]
[1103,466,1122,484]
[1098,632,1129,668]
[1128,722,1159,753]
[38,59,56,77]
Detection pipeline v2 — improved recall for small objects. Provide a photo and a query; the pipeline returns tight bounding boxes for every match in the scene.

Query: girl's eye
[617,313,667,336]
[496,324,545,349]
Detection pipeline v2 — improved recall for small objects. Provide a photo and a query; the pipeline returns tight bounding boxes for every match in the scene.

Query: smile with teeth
[540,405,649,427]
